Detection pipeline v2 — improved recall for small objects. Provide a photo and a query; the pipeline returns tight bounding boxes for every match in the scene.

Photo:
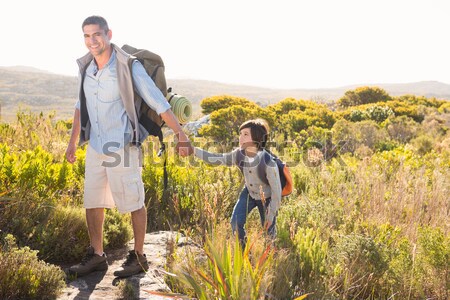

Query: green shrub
[0,197,132,262]
[31,205,90,262]
[348,109,366,122]
[0,143,83,201]
[294,227,328,283]
[365,105,394,123]
[337,86,392,108]
[438,101,450,113]
[104,208,133,250]
[327,233,388,299]
[411,135,434,155]
[375,140,399,152]
[386,115,418,143]
[416,226,450,298]
[0,234,66,300]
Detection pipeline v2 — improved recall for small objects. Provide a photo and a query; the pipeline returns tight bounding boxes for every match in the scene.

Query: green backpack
[122,44,168,151]
[122,45,192,148]
[122,44,192,188]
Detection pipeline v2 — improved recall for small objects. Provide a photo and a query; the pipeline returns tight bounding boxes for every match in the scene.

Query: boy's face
[239,128,257,150]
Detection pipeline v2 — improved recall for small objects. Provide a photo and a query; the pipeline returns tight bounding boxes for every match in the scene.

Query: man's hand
[65,143,77,163]
[175,131,194,157]
[159,110,194,157]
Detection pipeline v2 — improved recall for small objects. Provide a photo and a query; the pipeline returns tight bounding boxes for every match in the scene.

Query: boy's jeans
[230,187,277,249]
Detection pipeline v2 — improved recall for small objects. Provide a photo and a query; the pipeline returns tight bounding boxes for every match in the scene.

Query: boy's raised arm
[193,147,237,167]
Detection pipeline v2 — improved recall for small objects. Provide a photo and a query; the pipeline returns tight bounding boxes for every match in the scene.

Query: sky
[1,0,449,89]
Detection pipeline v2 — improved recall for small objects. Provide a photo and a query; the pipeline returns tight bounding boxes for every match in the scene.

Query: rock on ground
[58,231,192,300]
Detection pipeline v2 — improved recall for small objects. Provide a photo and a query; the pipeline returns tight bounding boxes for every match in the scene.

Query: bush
[31,205,90,262]
[411,135,434,155]
[104,208,133,250]
[416,226,450,298]
[0,234,66,300]
[0,197,132,262]
[386,115,418,143]
[200,95,258,114]
[337,86,392,108]
[294,227,328,283]
[327,233,388,299]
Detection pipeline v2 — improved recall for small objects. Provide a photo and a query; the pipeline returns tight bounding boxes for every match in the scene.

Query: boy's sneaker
[113,250,149,277]
[68,246,108,277]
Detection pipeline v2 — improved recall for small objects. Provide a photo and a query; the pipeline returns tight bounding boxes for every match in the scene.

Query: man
[65,15,192,277]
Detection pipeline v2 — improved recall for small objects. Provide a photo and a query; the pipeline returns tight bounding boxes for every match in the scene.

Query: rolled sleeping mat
[166,92,192,124]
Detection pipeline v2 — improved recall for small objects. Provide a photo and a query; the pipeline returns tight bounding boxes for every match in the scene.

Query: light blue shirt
[76,51,171,154]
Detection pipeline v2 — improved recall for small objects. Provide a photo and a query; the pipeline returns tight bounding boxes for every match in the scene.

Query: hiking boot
[113,250,149,277]
[68,246,108,277]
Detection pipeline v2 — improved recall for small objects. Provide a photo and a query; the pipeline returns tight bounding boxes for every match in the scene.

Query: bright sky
[1,0,449,89]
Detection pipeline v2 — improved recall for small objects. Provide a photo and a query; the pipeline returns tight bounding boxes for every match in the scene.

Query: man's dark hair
[239,119,269,150]
[82,15,109,33]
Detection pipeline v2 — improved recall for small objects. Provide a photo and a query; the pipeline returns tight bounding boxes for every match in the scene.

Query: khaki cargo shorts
[84,145,144,213]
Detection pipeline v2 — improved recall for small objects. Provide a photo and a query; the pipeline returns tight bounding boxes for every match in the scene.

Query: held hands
[175,131,194,157]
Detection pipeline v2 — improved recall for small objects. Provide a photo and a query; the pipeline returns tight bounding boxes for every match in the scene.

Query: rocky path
[58,231,192,300]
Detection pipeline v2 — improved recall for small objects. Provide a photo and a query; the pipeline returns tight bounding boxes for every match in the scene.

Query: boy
[194,119,281,248]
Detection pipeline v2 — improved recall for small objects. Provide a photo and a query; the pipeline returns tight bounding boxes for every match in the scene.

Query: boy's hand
[264,211,273,230]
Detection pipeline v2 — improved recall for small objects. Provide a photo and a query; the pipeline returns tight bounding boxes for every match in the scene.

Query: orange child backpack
[264,151,293,197]
[236,150,293,197]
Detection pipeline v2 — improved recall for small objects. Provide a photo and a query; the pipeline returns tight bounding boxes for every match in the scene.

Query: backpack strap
[128,58,165,146]
[265,150,289,194]
[128,57,168,189]
[127,58,142,145]
[257,152,271,185]
[235,149,271,185]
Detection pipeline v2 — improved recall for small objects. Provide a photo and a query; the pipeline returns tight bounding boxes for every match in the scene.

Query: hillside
[1,66,450,121]
[0,68,77,121]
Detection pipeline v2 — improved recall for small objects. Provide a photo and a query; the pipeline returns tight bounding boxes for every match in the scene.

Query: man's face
[83,24,111,57]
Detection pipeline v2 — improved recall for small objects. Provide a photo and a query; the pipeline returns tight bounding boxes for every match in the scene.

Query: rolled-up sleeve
[131,60,171,115]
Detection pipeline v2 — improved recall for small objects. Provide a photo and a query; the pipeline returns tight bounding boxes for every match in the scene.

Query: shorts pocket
[122,174,142,202]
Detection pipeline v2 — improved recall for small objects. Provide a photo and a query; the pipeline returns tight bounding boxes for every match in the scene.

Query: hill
[1,66,450,121]
[0,67,77,121]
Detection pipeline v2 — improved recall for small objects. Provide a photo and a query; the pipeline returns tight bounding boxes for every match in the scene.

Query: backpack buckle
[157,143,166,157]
